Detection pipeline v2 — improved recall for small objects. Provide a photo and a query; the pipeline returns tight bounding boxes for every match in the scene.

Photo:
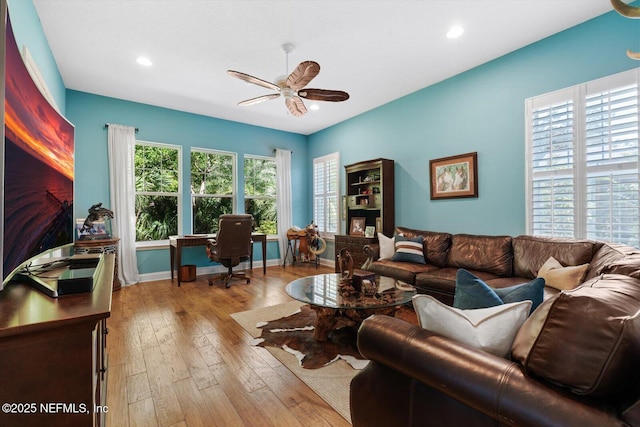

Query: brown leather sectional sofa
[363,226,638,304]
[352,227,640,426]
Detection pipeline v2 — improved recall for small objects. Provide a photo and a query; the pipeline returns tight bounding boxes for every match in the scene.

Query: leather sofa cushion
[446,234,513,277]
[396,227,451,267]
[368,259,437,284]
[516,274,640,398]
[512,235,598,279]
[586,243,640,281]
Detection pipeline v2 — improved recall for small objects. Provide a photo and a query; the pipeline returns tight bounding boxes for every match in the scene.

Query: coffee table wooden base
[309,305,396,341]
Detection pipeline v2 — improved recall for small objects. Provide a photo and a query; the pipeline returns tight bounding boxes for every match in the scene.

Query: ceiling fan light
[136,56,153,67]
[446,25,464,39]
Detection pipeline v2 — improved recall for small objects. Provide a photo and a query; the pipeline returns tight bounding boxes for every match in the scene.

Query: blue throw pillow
[454,269,544,314]
[390,235,426,264]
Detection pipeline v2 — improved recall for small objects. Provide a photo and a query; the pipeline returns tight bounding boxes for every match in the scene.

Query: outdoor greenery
[191,150,235,234]
[135,144,180,241]
[134,146,279,241]
[244,157,277,235]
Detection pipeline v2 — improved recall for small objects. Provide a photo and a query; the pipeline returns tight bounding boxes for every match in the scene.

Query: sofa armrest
[357,315,627,427]
[362,243,380,269]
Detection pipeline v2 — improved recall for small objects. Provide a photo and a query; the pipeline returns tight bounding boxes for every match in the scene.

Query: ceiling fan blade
[227,70,280,91]
[611,0,640,18]
[286,61,320,90]
[238,93,281,106]
[285,96,307,117]
[298,88,350,102]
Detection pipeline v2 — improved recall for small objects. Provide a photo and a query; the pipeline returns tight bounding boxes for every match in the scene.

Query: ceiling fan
[227,44,350,117]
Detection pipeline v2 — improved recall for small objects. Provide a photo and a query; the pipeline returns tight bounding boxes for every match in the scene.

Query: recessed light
[136,56,153,67]
[446,25,464,39]
[309,103,320,111]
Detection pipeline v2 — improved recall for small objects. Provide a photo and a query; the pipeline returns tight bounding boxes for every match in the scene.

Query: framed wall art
[429,152,478,200]
[349,217,366,236]
[364,226,376,238]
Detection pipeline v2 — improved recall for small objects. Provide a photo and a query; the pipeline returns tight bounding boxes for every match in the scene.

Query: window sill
[136,239,169,250]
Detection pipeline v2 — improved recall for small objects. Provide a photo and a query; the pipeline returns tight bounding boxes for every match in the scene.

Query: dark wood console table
[169,233,267,286]
[0,254,115,427]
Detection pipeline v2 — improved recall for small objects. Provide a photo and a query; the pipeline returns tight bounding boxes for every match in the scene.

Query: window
[134,142,181,242]
[313,152,340,237]
[526,69,639,247]
[191,149,235,234]
[244,156,277,235]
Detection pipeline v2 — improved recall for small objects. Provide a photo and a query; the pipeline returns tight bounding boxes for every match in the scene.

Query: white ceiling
[32,0,614,135]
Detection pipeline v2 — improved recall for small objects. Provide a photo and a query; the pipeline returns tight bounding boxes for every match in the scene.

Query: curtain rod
[104,123,139,132]
[273,148,293,153]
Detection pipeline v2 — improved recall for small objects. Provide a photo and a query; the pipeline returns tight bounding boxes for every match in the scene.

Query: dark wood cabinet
[344,158,394,237]
[335,235,377,271]
[0,255,114,427]
[336,158,394,272]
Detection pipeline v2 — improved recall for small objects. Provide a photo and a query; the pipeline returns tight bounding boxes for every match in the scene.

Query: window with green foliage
[134,142,181,241]
[244,156,277,235]
[191,149,235,234]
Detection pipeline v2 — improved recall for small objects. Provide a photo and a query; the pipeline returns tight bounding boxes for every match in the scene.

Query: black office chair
[205,214,253,288]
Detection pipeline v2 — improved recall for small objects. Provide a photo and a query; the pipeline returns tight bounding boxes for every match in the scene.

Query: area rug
[231,301,418,423]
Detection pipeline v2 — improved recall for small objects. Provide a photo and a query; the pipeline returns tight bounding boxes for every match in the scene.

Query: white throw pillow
[378,232,395,260]
[412,295,532,358]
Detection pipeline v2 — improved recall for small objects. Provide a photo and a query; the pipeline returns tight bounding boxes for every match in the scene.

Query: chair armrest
[357,315,625,427]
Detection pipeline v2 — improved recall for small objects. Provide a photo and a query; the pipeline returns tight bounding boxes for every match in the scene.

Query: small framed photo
[430,152,478,200]
[364,226,375,238]
[350,217,366,236]
[76,218,107,237]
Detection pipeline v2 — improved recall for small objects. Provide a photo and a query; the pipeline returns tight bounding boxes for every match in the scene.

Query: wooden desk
[169,233,267,286]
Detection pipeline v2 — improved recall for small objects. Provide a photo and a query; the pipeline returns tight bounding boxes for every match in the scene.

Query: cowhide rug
[250,304,417,369]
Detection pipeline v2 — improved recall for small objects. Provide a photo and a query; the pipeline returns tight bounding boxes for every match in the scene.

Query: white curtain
[107,124,140,286]
[275,149,293,265]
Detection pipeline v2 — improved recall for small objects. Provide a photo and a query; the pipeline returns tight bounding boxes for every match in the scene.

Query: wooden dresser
[0,254,114,427]
[335,235,377,271]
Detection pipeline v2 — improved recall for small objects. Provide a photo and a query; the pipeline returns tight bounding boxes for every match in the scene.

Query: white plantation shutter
[313,153,339,237]
[584,81,639,244]
[526,69,639,247]
[528,98,576,237]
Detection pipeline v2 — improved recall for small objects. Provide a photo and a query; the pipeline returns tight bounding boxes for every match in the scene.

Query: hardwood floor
[105,263,352,427]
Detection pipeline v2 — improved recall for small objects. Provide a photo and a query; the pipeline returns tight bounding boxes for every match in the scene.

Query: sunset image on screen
[3,15,74,278]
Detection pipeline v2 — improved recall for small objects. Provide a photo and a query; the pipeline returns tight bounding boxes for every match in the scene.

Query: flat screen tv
[1,10,75,291]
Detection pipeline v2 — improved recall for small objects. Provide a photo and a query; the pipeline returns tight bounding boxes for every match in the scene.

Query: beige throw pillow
[537,256,588,291]
[511,295,557,363]
[412,295,531,358]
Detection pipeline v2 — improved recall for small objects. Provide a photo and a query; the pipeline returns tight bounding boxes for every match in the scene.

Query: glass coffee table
[285,273,416,341]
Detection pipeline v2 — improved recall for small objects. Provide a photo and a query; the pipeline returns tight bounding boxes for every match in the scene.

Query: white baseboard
[135,258,297,283]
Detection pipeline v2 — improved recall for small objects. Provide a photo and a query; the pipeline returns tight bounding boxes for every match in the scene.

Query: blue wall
[309,8,639,237]
[6,0,65,113]
[65,91,308,274]
[7,0,640,276]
